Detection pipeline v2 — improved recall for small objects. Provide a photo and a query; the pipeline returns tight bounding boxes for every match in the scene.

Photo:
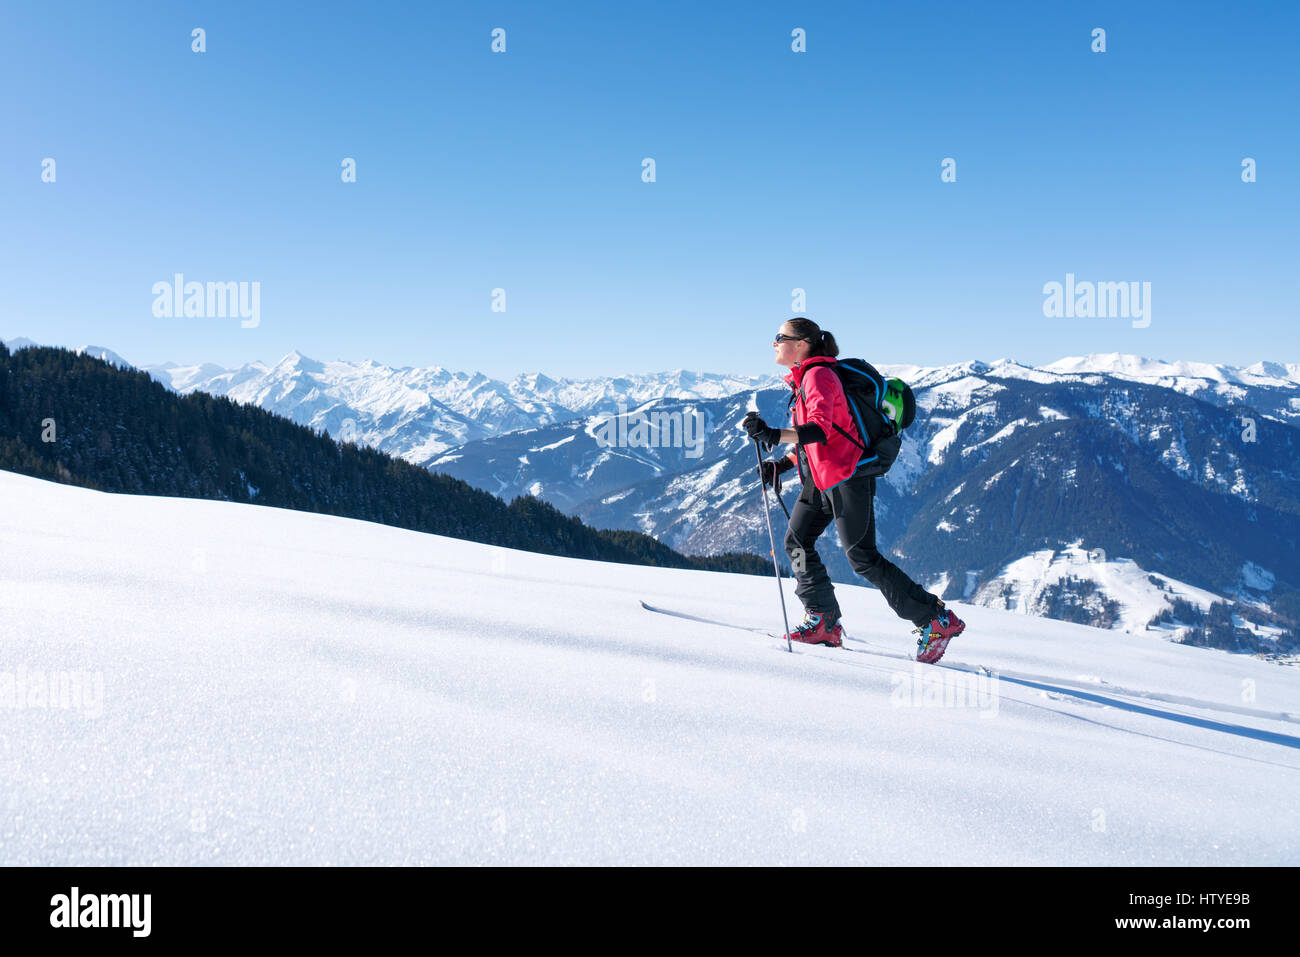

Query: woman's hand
[758,457,794,488]
[742,411,782,449]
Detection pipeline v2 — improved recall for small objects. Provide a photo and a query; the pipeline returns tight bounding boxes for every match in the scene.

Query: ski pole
[772,470,792,522]
[753,437,793,652]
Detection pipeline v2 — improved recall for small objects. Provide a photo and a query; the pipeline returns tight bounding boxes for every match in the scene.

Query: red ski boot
[784,610,843,648]
[916,601,965,664]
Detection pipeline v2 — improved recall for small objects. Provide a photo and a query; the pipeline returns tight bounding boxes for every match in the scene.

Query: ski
[768,631,991,675]
[638,602,1300,727]
[638,600,771,635]
[640,599,985,672]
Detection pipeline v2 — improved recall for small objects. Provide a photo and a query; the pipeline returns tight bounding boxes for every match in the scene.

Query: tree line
[0,343,769,576]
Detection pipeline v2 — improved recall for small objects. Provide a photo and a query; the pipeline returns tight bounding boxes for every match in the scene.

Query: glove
[758,457,794,488]
[743,411,782,450]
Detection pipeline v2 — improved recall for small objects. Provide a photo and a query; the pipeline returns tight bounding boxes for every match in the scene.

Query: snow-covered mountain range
[7,337,1297,459]
[445,365,1297,647]
[144,350,781,462]
[6,336,1298,648]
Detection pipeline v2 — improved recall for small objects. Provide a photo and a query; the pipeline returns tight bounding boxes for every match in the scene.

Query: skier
[742,317,966,664]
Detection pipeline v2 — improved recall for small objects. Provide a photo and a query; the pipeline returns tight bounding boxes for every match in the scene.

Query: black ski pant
[782,470,939,628]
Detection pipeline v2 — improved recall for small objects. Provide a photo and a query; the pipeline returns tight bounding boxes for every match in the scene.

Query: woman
[742,317,966,664]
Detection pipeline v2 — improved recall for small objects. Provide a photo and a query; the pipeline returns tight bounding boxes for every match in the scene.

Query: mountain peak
[76,345,133,369]
[272,349,325,374]
[513,371,558,391]
[1045,353,1163,374]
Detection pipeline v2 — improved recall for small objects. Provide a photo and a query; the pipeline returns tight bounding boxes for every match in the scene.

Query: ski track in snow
[1,470,1298,865]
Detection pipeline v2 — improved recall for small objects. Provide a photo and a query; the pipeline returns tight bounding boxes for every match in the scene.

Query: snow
[2,338,133,368]
[1231,614,1286,643]
[882,430,925,491]
[1044,354,1300,415]
[529,435,576,453]
[666,460,728,497]
[917,377,1004,413]
[926,401,1001,464]
[963,418,1032,457]
[126,347,780,469]
[75,345,133,369]
[2,469,1298,865]
[1242,361,1300,385]
[1240,562,1276,592]
[579,448,615,481]
[12,336,1293,420]
[976,544,1224,636]
[926,420,961,466]
[1046,353,1299,389]
[1158,426,1193,478]
[1229,470,1252,502]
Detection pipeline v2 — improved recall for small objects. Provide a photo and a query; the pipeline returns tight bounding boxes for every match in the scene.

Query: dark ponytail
[786,317,840,358]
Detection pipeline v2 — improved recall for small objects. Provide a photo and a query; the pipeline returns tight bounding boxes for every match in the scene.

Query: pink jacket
[782,356,871,491]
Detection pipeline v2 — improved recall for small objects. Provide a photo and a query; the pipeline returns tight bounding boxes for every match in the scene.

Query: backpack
[793,358,917,478]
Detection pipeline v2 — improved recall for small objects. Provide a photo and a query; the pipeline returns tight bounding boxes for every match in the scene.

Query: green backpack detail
[881,377,917,433]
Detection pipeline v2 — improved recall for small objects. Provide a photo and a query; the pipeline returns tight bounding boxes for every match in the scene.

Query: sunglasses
[773,333,807,344]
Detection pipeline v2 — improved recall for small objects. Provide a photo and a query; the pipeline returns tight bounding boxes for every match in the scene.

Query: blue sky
[2,0,1296,379]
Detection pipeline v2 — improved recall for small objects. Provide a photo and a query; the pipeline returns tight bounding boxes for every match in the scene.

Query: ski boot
[916,601,965,664]
[784,609,843,648]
